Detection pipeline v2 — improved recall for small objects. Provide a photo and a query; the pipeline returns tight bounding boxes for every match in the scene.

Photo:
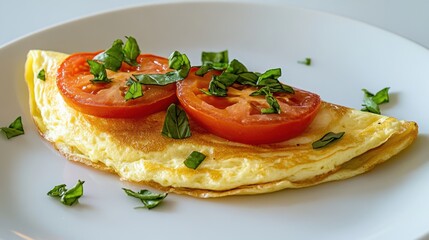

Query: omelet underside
[25,50,418,198]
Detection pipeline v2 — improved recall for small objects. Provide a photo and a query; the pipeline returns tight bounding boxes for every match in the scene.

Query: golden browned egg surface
[25,50,418,198]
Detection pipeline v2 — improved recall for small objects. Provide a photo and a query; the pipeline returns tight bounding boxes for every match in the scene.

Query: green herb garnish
[37,69,46,81]
[162,103,191,139]
[257,87,281,114]
[361,87,390,114]
[123,36,141,66]
[312,132,345,149]
[195,50,229,76]
[1,116,24,139]
[122,188,167,209]
[47,180,85,206]
[93,39,125,72]
[298,58,312,66]
[87,60,111,83]
[124,79,143,100]
[184,151,206,169]
[131,51,191,87]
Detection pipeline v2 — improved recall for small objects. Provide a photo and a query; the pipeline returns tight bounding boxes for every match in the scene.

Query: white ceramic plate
[1,2,428,239]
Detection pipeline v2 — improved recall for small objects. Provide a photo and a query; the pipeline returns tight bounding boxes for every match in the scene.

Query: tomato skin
[176,68,321,145]
[57,52,177,118]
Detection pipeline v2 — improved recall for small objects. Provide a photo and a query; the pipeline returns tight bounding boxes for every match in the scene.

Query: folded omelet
[25,50,418,198]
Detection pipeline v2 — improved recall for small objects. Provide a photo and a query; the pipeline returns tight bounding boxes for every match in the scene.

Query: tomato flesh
[176,68,321,144]
[57,52,177,118]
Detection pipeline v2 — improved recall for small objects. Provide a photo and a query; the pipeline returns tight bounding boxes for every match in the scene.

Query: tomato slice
[176,68,321,144]
[57,52,177,118]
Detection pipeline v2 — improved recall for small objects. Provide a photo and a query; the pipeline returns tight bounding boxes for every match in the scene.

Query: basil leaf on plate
[47,180,85,206]
[122,188,168,209]
[361,87,390,114]
[298,57,312,66]
[1,116,24,139]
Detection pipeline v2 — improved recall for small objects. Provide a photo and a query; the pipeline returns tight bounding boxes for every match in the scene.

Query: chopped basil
[168,51,191,79]
[298,58,312,66]
[236,72,258,86]
[123,36,140,66]
[196,50,229,76]
[257,68,282,84]
[122,188,167,209]
[47,180,85,206]
[87,60,111,83]
[124,79,143,101]
[184,151,206,169]
[162,104,191,139]
[361,87,390,114]
[37,69,46,81]
[225,59,248,74]
[93,39,124,71]
[258,87,281,114]
[1,116,24,139]
[312,132,345,149]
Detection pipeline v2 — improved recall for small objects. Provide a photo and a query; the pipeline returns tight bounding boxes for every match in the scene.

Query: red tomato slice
[176,68,321,144]
[57,52,177,118]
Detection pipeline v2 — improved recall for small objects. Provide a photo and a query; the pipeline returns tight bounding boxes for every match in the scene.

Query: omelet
[25,50,418,198]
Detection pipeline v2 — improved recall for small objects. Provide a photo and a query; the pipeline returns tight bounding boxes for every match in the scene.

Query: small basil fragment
[123,36,141,66]
[162,103,191,139]
[259,88,281,114]
[196,50,229,76]
[184,151,206,169]
[361,87,390,114]
[87,60,111,83]
[125,79,143,101]
[47,180,85,206]
[122,188,168,209]
[257,68,282,84]
[168,51,191,79]
[1,116,24,139]
[93,39,124,71]
[225,59,248,74]
[298,58,312,66]
[312,132,345,149]
[37,69,46,81]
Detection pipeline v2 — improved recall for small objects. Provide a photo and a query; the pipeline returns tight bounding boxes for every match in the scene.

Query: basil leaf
[125,80,143,101]
[93,39,124,71]
[172,51,191,79]
[184,151,206,170]
[47,184,67,197]
[196,50,229,76]
[87,60,111,83]
[225,59,248,74]
[312,132,345,149]
[257,68,281,84]
[298,58,312,66]
[207,76,228,97]
[162,104,191,139]
[61,180,85,206]
[122,188,167,209]
[260,88,281,114]
[361,88,389,114]
[1,116,24,139]
[37,69,46,81]
[47,180,84,206]
[371,87,390,105]
[123,36,140,66]
[236,72,258,86]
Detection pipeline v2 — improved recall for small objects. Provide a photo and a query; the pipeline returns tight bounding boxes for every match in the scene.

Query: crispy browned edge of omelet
[32,106,417,198]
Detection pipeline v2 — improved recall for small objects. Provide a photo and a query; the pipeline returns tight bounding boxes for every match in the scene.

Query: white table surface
[1,0,429,50]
